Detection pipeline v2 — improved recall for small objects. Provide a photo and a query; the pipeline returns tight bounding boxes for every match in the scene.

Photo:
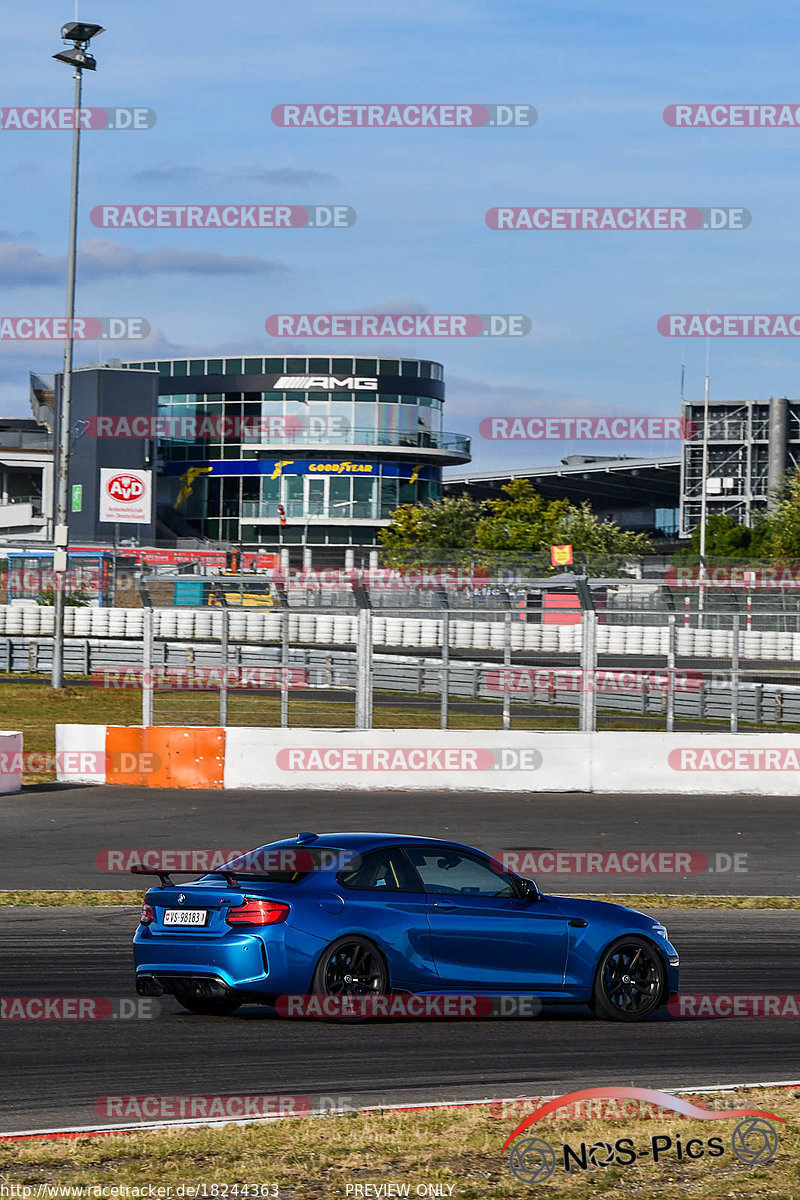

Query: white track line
[2,1078,798,1141]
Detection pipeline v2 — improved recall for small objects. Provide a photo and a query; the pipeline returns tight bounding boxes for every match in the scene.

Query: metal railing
[0,494,43,514]
[160,428,470,456]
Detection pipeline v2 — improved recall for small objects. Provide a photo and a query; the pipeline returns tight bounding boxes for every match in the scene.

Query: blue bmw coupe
[133,832,679,1021]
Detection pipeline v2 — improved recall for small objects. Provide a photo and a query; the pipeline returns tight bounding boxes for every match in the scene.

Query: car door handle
[432,901,458,910]
[569,918,588,928]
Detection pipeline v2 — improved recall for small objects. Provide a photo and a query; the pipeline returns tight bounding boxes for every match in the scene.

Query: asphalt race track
[1,907,799,1134]
[1,784,798,893]
[1,786,798,1134]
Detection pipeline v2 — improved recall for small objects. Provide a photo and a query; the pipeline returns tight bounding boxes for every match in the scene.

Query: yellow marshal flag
[550,544,574,566]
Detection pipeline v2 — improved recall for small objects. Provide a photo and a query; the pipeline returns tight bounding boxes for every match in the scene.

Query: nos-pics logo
[504,1087,783,1184]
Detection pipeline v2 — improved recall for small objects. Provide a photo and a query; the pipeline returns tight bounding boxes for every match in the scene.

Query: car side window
[403,848,516,897]
[336,848,422,892]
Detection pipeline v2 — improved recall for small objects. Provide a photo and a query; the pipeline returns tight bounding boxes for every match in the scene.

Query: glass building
[119,354,470,553]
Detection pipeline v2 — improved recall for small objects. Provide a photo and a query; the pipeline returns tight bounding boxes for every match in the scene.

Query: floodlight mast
[50,20,103,688]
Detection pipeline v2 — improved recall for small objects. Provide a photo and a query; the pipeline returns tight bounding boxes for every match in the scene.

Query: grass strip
[1,1087,798,1198]
[0,890,796,908]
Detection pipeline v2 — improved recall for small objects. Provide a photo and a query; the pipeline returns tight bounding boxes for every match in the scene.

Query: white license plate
[163,909,208,926]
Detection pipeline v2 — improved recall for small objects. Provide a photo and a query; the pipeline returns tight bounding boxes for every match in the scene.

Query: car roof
[259,832,486,854]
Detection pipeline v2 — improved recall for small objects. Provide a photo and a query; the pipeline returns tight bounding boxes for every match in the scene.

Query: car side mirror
[518,877,540,902]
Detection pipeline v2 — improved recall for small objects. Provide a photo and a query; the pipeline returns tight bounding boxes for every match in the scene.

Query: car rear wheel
[174,991,243,1016]
[311,937,388,1019]
[591,936,665,1022]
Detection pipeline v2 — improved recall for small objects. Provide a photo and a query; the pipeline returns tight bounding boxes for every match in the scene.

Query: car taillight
[226,898,289,926]
[140,902,154,925]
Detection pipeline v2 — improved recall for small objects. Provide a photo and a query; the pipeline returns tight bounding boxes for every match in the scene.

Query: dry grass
[0,1088,797,1198]
[0,891,796,908]
[0,891,145,906]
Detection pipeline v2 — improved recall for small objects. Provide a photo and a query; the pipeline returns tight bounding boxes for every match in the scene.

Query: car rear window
[209,846,349,884]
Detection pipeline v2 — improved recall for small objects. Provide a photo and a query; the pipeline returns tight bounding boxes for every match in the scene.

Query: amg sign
[273,375,378,391]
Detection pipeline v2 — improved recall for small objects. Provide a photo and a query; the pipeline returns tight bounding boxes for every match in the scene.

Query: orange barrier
[105,726,225,789]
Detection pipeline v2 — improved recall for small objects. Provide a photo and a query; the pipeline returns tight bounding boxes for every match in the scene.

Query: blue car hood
[545,894,657,929]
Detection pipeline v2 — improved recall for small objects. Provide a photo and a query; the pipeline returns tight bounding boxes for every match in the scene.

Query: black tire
[310,936,389,1021]
[591,936,665,1022]
[173,991,243,1016]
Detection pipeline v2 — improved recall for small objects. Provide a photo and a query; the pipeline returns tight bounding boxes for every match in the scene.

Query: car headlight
[651,923,669,940]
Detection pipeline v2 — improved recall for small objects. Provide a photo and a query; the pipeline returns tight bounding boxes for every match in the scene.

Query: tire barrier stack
[2,605,800,659]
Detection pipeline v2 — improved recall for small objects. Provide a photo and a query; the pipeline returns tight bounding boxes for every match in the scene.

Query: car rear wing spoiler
[130,866,242,889]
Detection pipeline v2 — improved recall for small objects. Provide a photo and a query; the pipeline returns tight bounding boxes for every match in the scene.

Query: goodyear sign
[163,459,435,481]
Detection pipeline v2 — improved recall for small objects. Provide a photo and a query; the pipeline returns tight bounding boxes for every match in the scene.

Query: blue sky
[3,0,800,472]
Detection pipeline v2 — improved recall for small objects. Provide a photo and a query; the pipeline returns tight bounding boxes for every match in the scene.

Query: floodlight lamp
[60,21,105,43]
[53,46,97,70]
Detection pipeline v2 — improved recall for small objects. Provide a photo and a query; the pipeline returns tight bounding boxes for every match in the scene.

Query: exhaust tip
[135,974,164,996]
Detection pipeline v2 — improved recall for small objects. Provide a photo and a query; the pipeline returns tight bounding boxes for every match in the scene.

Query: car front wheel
[591,936,665,1022]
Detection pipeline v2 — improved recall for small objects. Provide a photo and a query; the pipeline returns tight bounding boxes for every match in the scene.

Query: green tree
[378,493,484,568]
[379,479,651,573]
[474,479,571,554]
[675,513,767,560]
[552,500,653,557]
[761,475,800,558]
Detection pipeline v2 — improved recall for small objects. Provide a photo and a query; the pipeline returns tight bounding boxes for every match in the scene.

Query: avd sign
[99,469,152,524]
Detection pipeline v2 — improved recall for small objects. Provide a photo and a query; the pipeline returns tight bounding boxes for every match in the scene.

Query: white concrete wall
[223,728,593,792]
[54,724,108,785]
[590,732,800,795]
[0,731,23,794]
[54,725,800,795]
